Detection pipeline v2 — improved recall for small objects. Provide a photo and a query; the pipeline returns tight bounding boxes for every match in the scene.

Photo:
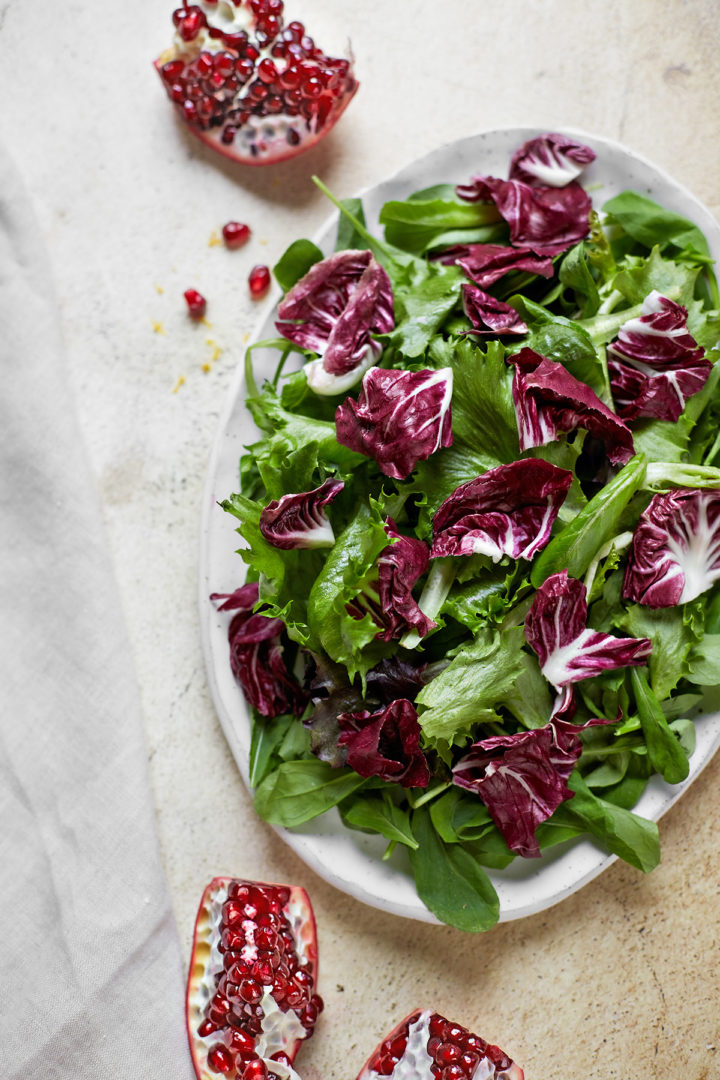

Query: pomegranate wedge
[187,878,322,1080]
[358,1010,524,1080]
[155,1,358,166]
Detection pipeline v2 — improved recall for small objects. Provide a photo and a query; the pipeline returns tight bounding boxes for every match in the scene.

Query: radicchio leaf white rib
[275,250,395,395]
[335,366,453,479]
[435,243,555,289]
[211,585,306,717]
[608,290,711,422]
[430,459,573,562]
[460,283,529,336]
[452,715,615,858]
[259,479,344,550]
[337,698,430,787]
[508,132,596,188]
[623,488,720,607]
[524,570,652,688]
[508,347,635,465]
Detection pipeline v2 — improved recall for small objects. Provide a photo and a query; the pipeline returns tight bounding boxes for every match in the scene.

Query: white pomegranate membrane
[359,1010,524,1080]
[157,0,357,164]
[187,878,322,1079]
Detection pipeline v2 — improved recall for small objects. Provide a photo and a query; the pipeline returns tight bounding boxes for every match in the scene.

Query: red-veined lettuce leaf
[525,570,652,688]
[259,478,344,549]
[509,347,635,465]
[460,283,529,336]
[435,243,555,289]
[608,290,711,422]
[335,366,453,479]
[337,698,430,787]
[451,714,615,857]
[275,249,395,393]
[509,132,596,188]
[211,584,306,717]
[456,176,592,254]
[430,458,572,561]
[623,488,720,607]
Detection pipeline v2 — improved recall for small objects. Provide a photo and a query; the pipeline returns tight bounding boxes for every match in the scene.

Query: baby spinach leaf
[249,713,294,787]
[603,191,711,258]
[630,669,690,784]
[273,239,324,293]
[335,197,368,251]
[563,771,660,871]
[531,454,646,585]
[254,760,368,827]
[379,195,501,255]
[341,794,418,850]
[410,808,500,932]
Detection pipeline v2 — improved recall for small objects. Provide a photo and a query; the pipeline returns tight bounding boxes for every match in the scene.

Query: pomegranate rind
[356,1010,524,1080]
[186,876,319,1080]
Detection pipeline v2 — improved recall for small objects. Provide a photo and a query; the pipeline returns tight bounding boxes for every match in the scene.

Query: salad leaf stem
[400,559,457,648]
[407,781,451,810]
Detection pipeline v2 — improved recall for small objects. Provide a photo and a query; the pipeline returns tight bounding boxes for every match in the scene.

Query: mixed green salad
[214,133,720,931]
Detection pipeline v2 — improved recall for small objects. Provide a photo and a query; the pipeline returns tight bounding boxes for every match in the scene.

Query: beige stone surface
[2,1,719,1077]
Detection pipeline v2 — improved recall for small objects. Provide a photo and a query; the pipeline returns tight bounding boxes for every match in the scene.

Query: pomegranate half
[357,1010,524,1080]
[186,877,322,1079]
[155,1,358,165]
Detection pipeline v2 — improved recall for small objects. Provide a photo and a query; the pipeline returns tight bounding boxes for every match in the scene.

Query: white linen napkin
[0,143,195,1078]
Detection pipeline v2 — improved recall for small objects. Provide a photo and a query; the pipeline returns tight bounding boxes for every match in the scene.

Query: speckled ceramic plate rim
[199,127,720,926]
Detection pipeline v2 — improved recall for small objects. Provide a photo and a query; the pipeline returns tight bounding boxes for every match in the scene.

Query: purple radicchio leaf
[335,366,453,480]
[508,347,635,466]
[376,519,435,641]
[337,698,431,788]
[623,488,720,607]
[452,714,615,858]
[275,250,395,395]
[456,176,592,255]
[346,519,435,641]
[259,478,344,550]
[430,459,573,562]
[435,243,555,289]
[508,132,596,188]
[211,584,306,718]
[608,290,711,422]
[460,283,528,336]
[524,570,652,689]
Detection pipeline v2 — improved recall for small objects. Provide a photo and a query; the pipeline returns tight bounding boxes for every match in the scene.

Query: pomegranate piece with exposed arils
[358,1010,524,1080]
[155,0,358,165]
[186,877,323,1080]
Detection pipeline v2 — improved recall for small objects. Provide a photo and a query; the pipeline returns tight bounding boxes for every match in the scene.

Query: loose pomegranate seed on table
[249,265,271,297]
[184,288,207,318]
[222,221,252,248]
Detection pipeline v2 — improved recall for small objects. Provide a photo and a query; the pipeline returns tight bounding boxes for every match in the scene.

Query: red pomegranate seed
[287,19,304,38]
[207,1044,234,1074]
[248,265,271,297]
[257,58,278,83]
[162,58,185,81]
[243,1061,268,1080]
[179,9,205,41]
[184,288,206,318]
[196,52,214,76]
[435,1044,461,1067]
[198,1018,219,1037]
[222,221,251,248]
[214,51,235,76]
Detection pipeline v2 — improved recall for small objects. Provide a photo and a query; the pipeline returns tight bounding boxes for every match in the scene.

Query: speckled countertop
[2,1,719,1077]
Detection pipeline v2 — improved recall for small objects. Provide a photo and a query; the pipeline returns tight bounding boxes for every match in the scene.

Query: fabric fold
[0,143,194,1079]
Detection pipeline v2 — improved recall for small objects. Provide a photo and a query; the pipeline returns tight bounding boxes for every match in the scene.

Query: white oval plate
[200,128,720,924]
